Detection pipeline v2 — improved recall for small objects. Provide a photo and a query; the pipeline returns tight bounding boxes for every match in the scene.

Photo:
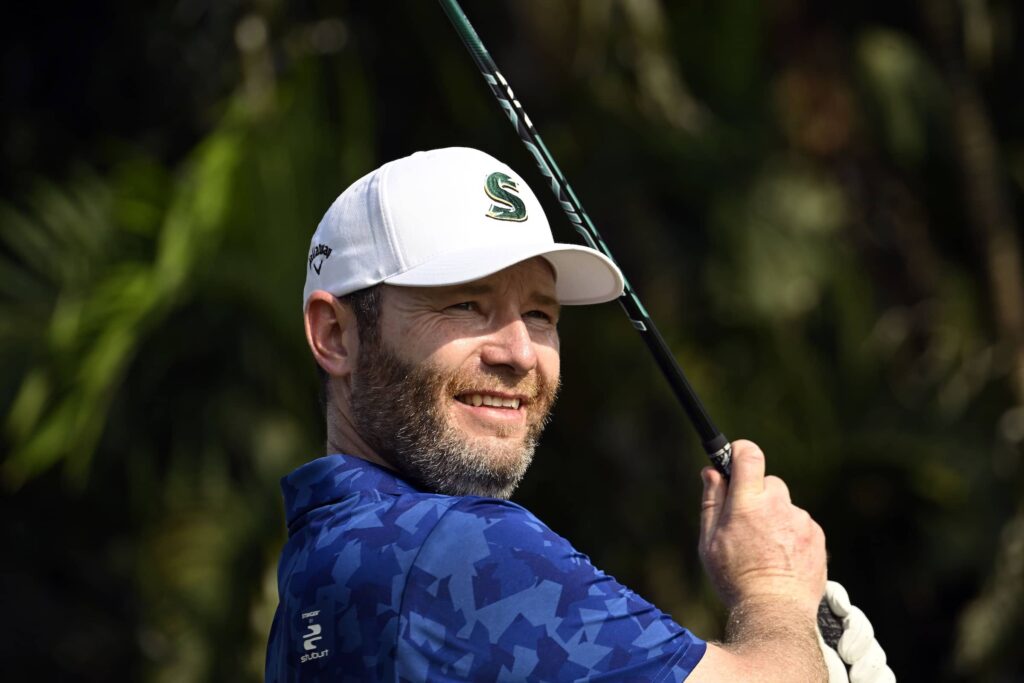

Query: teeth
[459,394,522,409]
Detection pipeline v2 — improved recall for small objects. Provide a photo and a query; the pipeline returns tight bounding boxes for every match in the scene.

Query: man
[266,147,829,681]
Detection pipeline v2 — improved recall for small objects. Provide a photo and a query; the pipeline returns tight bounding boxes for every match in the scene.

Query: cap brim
[383,243,624,305]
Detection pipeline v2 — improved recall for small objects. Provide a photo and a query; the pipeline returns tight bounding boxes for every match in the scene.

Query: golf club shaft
[437,0,732,476]
[438,0,847,650]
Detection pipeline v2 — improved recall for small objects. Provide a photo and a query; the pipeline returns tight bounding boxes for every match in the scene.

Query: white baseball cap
[302,147,624,308]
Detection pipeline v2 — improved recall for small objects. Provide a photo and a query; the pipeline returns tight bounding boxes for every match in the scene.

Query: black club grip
[818,597,844,650]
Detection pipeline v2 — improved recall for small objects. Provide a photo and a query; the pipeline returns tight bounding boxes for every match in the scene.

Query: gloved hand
[818,581,896,683]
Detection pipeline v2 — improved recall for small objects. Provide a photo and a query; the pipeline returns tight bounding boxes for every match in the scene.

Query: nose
[479,316,538,376]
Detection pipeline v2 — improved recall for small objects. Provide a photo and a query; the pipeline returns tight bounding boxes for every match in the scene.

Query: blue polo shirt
[265,454,706,682]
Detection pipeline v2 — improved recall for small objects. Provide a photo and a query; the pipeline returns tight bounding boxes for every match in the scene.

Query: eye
[524,309,556,324]
[447,301,477,312]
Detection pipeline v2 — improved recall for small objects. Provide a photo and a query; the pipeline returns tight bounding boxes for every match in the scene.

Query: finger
[825,581,851,618]
[724,440,766,507]
[700,466,727,541]
[818,629,849,682]
[764,475,791,504]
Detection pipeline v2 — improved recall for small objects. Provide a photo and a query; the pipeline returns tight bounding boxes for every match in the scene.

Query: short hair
[316,285,383,415]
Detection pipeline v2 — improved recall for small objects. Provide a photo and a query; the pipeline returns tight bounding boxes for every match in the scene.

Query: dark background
[2,0,1022,680]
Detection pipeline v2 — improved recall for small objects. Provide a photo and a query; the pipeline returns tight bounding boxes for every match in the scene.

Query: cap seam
[377,162,407,275]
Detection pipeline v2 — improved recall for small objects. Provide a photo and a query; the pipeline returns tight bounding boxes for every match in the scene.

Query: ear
[304,290,359,379]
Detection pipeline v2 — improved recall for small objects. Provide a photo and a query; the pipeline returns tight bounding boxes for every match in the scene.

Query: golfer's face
[378,257,561,446]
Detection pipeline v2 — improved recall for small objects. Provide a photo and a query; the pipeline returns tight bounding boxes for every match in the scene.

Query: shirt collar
[280,453,420,529]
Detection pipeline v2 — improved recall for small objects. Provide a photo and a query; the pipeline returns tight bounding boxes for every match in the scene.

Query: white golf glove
[818,580,896,683]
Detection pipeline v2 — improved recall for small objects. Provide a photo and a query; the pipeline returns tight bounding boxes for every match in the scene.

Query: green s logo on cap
[484,172,528,222]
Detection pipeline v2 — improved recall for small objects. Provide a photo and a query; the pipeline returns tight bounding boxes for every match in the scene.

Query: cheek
[425,345,475,374]
[537,342,560,385]
[417,332,485,374]
[386,314,467,365]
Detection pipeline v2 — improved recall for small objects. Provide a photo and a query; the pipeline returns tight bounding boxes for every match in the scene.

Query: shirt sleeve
[397,497,706,682]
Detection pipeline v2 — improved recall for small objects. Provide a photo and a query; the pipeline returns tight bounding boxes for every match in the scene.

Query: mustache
[444,370,559,405]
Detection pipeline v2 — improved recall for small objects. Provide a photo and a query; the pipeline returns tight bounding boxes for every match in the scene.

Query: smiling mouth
[455,393,523,410]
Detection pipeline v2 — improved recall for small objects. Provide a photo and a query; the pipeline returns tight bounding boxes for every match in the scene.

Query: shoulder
[403,496,583,623]
[398,498,708,681]
[289,490,459,564]
[413,496,583,585]
[277,488,467,629]
[433,496,566,547]
[268,490,464,681]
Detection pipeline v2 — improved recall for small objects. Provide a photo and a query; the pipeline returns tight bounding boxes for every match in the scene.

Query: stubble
[349,338,559,499]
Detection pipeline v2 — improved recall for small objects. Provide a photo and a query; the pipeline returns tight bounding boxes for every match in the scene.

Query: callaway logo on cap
[302,147,624,308]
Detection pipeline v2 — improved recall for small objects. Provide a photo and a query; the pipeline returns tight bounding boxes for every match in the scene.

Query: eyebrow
[451,283,559,308]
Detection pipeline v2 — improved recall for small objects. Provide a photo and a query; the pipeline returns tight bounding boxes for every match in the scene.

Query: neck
[325,399,396,472]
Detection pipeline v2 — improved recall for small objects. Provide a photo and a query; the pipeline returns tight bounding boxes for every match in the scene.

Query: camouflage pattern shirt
[265,454,706,682]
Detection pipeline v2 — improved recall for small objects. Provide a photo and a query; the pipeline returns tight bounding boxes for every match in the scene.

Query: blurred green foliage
[2,1,1022,681]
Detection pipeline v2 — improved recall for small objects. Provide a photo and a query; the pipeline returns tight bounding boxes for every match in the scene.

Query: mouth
[454,392,525,410]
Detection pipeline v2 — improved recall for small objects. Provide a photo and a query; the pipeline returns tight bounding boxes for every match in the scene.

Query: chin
[476,440,531,470]
[438,435,536,499]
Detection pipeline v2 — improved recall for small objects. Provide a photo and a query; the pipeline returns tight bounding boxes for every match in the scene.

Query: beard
[349,336,559,499]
